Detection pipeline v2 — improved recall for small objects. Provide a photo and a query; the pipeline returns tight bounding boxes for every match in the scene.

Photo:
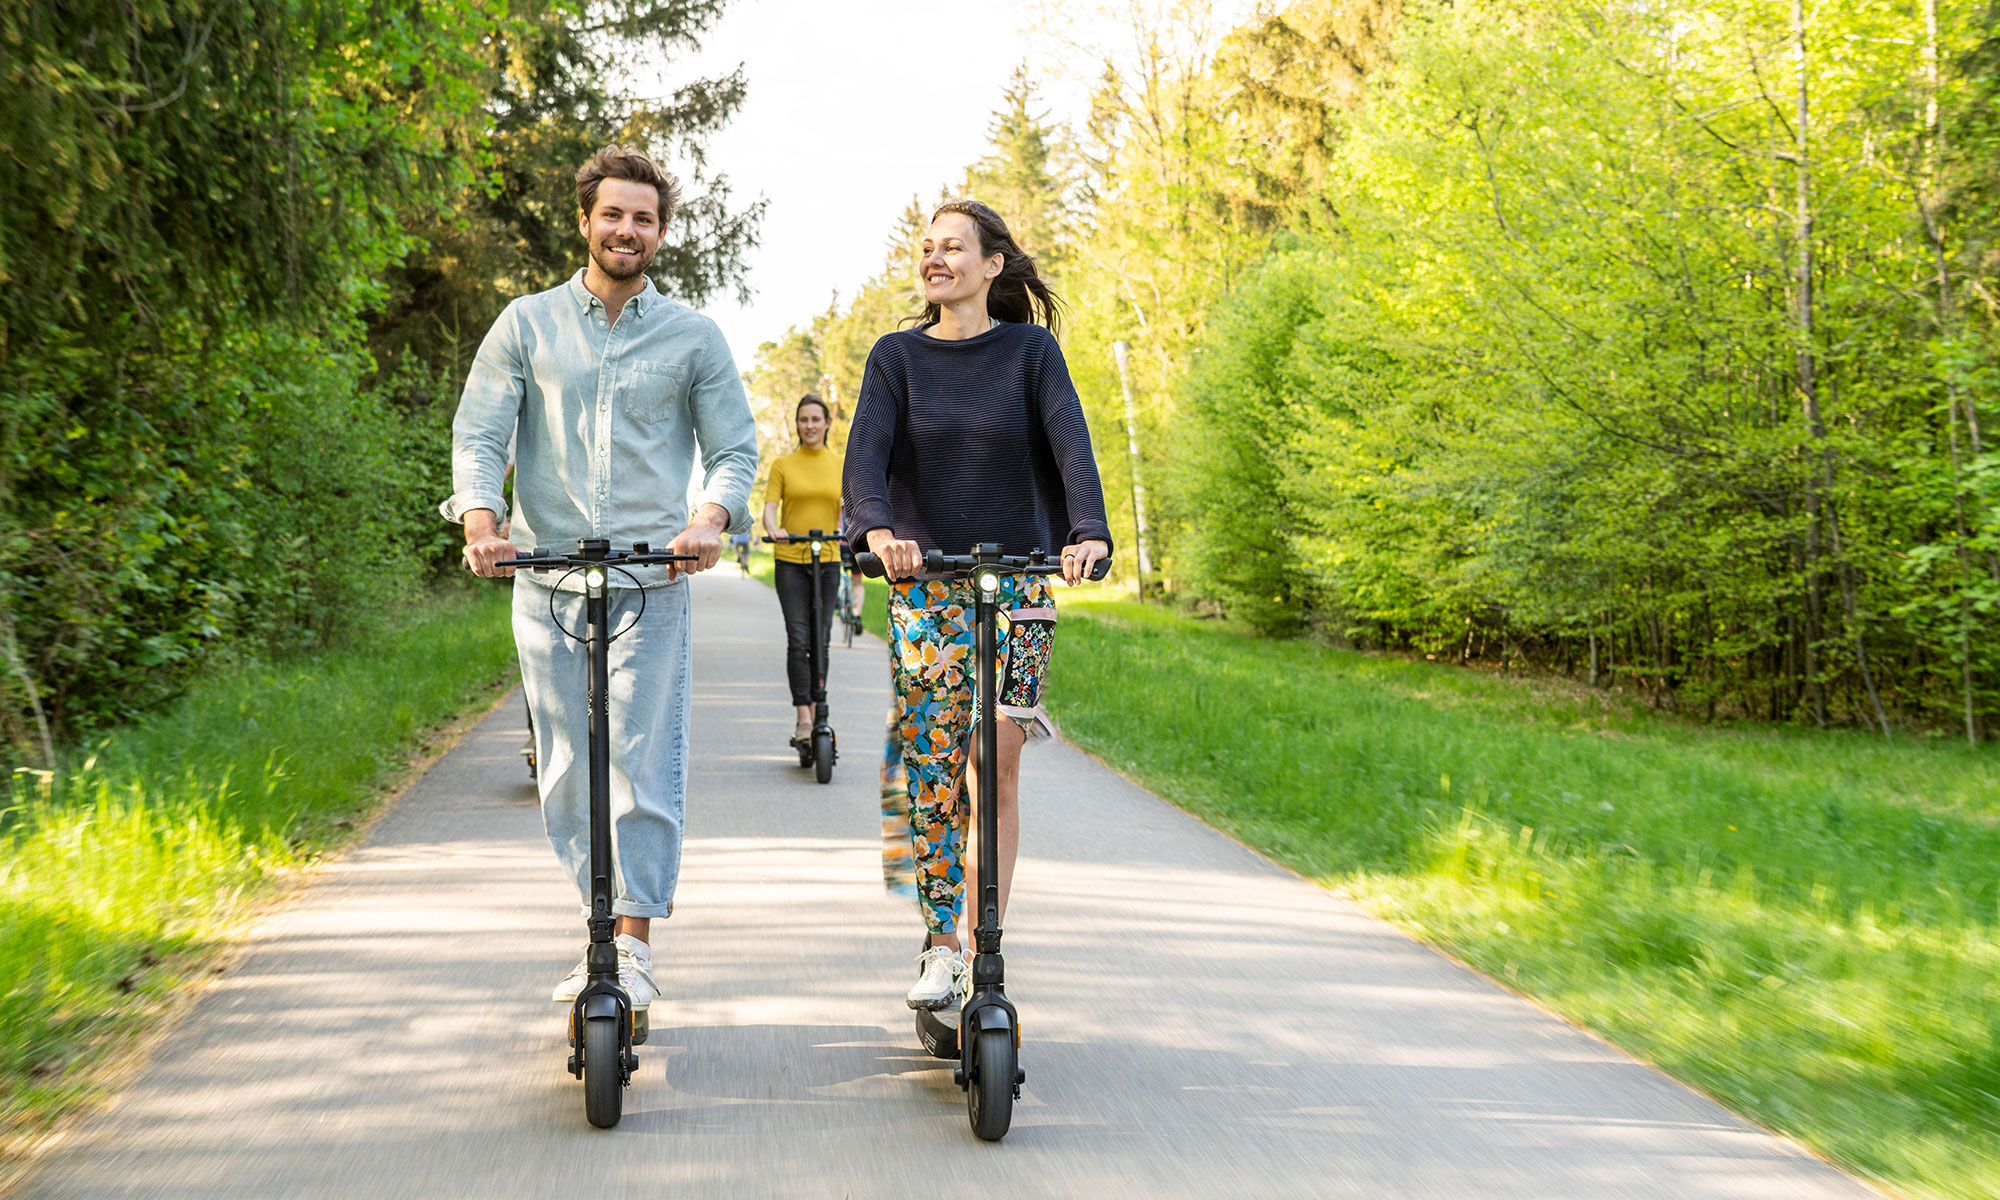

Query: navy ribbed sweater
[842,321,1113,562]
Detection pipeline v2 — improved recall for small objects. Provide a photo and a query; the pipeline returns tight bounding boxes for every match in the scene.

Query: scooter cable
[543,564,648,645]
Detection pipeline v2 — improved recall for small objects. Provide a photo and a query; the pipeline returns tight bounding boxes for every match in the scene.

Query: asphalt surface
[20,569,1882,1199]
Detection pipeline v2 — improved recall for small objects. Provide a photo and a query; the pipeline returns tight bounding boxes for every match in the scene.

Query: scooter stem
[809,534,826,712]
[974,552,1002,958]
[585,547,616,969]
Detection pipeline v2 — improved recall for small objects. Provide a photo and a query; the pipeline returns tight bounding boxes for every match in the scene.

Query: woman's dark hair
[905,200,1063,334]
[795,393,831,422]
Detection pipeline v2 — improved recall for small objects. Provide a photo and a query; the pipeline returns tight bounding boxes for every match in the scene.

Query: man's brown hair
[575,144,681,225]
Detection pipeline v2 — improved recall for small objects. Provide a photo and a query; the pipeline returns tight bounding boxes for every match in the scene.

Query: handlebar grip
[854,552,886,579]
[924,549,945,575]
[1087,556,1113,581]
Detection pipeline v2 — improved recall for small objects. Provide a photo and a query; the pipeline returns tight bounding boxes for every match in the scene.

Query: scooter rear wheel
[812,730,835,784]
[967,1025,1016,1141]
[583,1016,623,1128]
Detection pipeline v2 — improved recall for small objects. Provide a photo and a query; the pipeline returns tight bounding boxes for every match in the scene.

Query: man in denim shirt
[442,145,758,1013]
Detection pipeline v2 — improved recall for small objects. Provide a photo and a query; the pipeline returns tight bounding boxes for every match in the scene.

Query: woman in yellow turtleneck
[762,394,845,745]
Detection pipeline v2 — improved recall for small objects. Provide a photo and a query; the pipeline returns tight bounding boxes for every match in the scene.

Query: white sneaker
[550,933,656,1011]
[937,949,973,1028]
[906,945,963,1010]
[551,957,589,1004]
[616,934,657,1011]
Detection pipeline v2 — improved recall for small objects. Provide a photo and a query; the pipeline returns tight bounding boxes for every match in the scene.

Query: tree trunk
[1791,0,1830,728]
[1916,0,1988,743]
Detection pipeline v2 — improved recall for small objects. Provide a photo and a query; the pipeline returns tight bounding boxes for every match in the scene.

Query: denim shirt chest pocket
[626,358,691,425]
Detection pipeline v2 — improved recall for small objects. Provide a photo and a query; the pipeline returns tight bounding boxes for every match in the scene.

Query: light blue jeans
[514,576,691,918]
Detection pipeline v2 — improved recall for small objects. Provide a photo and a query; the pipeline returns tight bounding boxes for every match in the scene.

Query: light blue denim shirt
[442,271,759,590]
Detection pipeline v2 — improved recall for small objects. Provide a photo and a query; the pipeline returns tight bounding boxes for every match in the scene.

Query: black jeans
[776,558,840,707]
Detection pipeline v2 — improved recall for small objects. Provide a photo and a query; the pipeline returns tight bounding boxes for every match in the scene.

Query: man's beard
[592,240,653,281]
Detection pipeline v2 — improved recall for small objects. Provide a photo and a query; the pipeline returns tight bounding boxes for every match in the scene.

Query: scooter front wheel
[813,730,835,784]
[583,1016,623,1128]
[967,1025,1016,1140]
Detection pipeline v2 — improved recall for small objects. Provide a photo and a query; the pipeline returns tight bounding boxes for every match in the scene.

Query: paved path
[21,570,1880,1199]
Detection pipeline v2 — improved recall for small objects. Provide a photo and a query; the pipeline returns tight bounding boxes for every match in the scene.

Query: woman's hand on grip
[1059,539,1109,587]
[866,528,921,581]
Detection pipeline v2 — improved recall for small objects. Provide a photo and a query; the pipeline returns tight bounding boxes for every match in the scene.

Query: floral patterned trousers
[878,575,1057,935]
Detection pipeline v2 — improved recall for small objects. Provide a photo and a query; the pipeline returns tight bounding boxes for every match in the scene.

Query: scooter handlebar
[497,541,700,572]
[853,550,1112,582]
[761,529,832,544]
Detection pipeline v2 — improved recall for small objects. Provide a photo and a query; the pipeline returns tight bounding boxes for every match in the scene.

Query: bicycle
[834,553,864,647]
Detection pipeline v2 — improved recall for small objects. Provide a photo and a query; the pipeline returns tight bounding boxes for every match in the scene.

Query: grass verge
[0,585,517,1175]
[1047,596,2000,1200]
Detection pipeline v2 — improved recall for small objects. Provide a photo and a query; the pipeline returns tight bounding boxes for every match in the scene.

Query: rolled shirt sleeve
[441,302,524,524]
[688,324,759,534]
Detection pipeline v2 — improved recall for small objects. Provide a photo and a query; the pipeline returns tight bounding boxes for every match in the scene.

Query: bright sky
[663,0,1056,369]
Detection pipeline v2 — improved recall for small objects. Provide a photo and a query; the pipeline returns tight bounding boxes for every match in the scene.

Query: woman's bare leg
[961,719,1024,944]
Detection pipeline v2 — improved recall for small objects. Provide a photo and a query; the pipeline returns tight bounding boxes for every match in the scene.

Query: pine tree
[962,64,1071,272]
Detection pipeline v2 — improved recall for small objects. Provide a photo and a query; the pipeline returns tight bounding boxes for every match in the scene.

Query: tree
[369,0,765,386]
[962,64,1073,272]
[0,0,500,752]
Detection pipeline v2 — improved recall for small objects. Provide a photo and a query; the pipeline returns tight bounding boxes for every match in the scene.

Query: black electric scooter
[763,530,838,784]
[497,537,696,1129]
[857,543,1110,1141]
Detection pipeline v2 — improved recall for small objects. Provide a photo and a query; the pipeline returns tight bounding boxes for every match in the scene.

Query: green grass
[0,586,517,1161]
[1046,597,2000,1200]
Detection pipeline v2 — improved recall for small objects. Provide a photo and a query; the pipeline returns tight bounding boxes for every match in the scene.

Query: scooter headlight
[810,539,822,555]
[975,568,1001,596]
[585,568,606,590]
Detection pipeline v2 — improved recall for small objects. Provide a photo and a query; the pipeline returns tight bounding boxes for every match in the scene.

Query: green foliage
[0,0,756,757]
[1158,0,2000,734]
[0,0,499,752]
[369,0,765,384]
[963,64,1073,275]
[762,0,2000,733]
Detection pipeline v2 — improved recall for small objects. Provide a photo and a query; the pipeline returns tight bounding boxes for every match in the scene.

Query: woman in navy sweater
[843,200,1112,1014]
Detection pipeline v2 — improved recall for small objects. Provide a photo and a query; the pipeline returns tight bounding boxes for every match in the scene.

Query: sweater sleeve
[841,339,900,548]
[1035,332,1115,552]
